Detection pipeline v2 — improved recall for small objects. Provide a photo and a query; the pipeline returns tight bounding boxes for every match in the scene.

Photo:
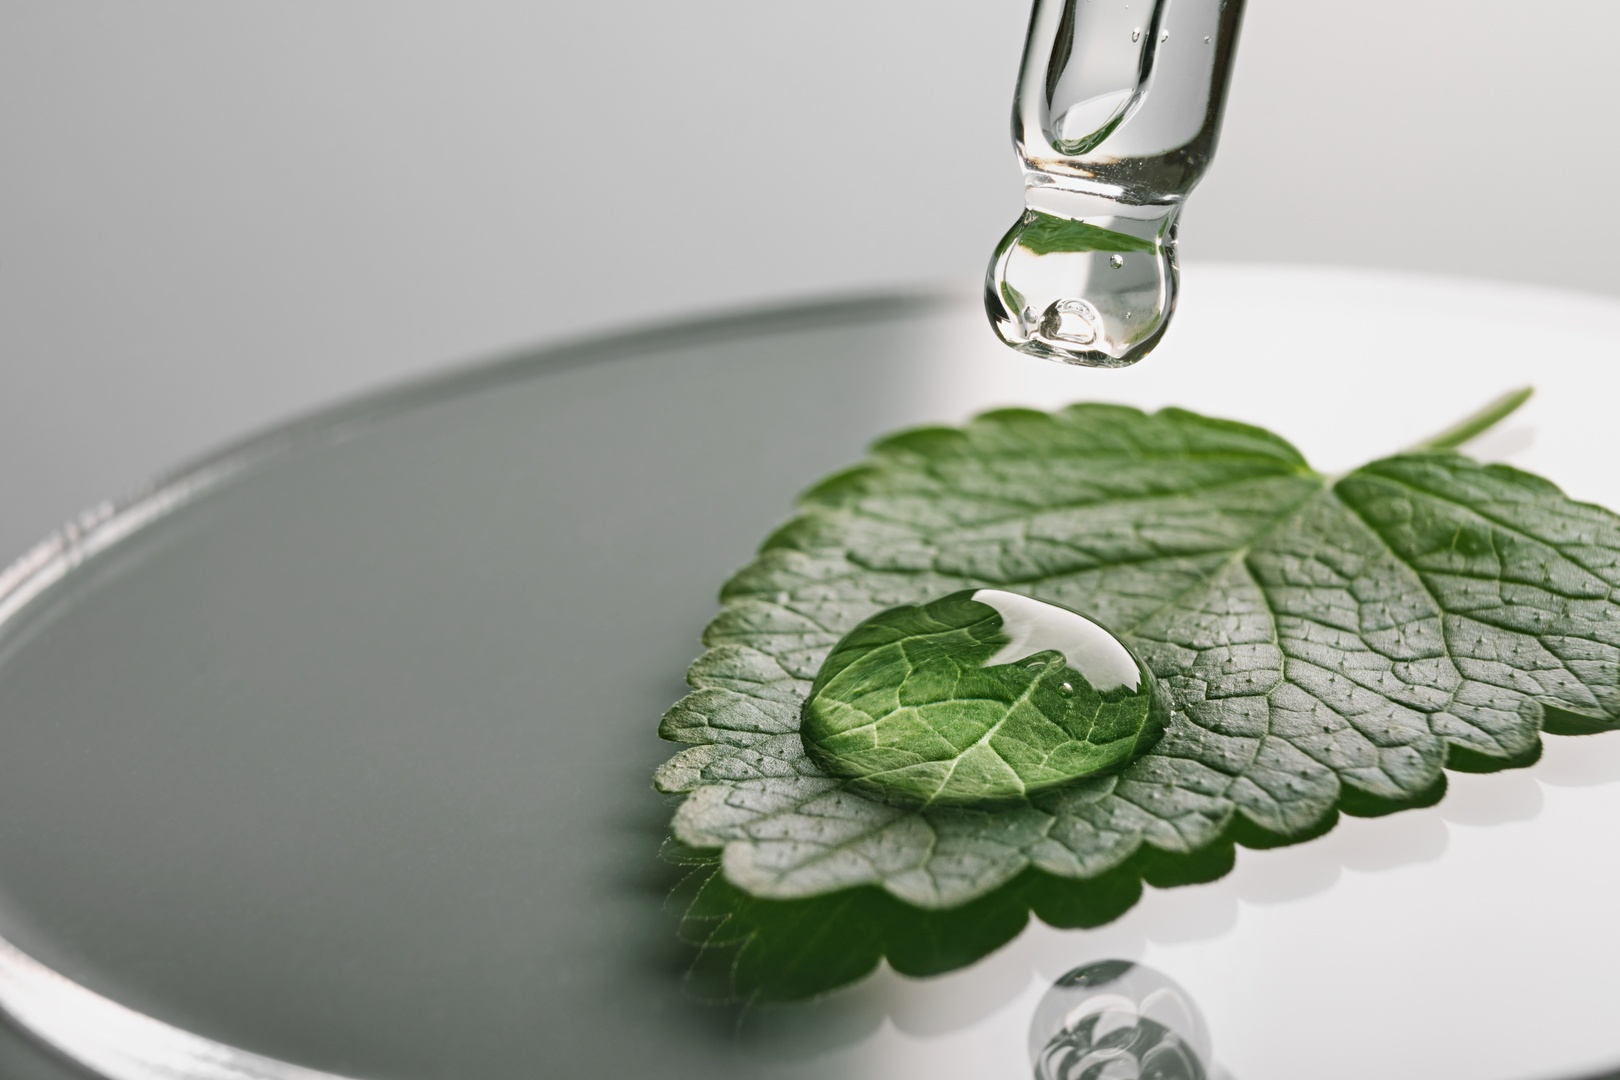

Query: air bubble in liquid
[987,0,1248,367]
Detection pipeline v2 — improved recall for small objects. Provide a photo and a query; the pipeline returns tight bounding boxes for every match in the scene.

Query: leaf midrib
[1115,477,1333,640]
[832,635,1052,806]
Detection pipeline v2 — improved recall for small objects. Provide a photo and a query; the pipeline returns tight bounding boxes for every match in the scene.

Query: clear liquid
[1031,961,1215,1080]
[987,0,1247,367]
[799,590,1165,807]
[1036,1015,1206,1080]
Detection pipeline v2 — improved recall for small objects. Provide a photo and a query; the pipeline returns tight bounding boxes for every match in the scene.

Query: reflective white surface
[0,266,1618,1079]
[758,265,1620,1080]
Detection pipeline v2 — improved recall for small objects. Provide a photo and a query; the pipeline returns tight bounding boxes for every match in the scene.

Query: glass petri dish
[0,268,1618,1080]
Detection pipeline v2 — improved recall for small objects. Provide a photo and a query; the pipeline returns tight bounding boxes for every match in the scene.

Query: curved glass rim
[0,291,953,697]
[0,290,948,1080]
[1,283,1616,1080]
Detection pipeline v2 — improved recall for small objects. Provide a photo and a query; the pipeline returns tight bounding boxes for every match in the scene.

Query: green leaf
[659,399,1620,929]
[800,589,1167,806]
[674,855,1043,1004]
[668,834,1240,1003]
[1015,212,1158,256]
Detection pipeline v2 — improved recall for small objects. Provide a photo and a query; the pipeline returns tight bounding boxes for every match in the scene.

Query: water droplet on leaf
[801,590,1166,807]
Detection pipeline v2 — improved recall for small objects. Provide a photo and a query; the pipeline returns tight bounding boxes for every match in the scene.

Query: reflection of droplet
[1130,26,1142,42]
[1030,962,1214,1080]
[1109,254,1124,269]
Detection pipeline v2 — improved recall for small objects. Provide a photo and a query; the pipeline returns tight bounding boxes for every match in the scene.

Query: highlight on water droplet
[799,590,1167,807]
[1031,961,1215,1080]
[986,0,1248,367]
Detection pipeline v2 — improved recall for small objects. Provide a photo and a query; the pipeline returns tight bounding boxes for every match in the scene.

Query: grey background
[2,0,1615,563]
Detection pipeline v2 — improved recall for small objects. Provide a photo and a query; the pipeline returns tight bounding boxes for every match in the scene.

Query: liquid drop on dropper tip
[987,201,1178,367]
[986,0,1246,368]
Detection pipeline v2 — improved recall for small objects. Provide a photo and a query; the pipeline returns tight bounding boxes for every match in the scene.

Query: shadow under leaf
[662,760,1486,1006]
